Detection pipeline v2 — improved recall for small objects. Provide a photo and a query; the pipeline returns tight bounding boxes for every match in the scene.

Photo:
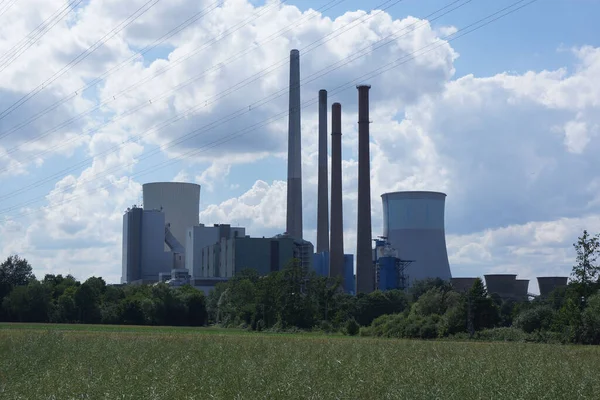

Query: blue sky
[0,0,599,288]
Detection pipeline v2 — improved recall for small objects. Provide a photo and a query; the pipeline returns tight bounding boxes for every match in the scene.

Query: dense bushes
[0,271,208,327]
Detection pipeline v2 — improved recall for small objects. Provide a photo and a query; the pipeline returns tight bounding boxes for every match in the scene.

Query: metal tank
[142,182,200,251]
[537,276,568,298]
[381,191,452,286]
[451,277,477,293]
[484,274,517,300]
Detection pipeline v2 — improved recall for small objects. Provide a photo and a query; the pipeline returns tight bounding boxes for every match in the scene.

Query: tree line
[1,230,599,344]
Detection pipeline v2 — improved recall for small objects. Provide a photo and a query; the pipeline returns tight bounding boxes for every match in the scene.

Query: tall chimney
[356,84,373,294]
[286,49,303,239]
[316,89,329,253]
[329,102,344,283]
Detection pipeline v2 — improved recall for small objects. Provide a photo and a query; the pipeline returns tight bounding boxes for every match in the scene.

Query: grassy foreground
[1,324,599,399]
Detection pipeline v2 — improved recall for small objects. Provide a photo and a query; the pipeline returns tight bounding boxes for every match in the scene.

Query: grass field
[1,323,599,399]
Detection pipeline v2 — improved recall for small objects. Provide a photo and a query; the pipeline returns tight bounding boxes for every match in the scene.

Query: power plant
[120,47,559,298]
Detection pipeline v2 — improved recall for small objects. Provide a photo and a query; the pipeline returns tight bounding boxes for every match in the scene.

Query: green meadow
[1,323,599,399]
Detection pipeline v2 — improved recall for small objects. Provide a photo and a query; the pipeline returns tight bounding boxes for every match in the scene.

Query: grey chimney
[316,89,329,253]
[286,49,303,240]
[356,84,373,294]
[329,102,344,283]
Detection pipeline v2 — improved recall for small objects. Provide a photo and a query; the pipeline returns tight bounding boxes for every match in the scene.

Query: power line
[0,0,83,69]
[0,0,364,166]
[0,0,164,120]
[0,0,538,220]
[0,0,255,142]
[0,0,342,146]
[0,0,472,201]
[0,0,19,19]
[0,0,413,196]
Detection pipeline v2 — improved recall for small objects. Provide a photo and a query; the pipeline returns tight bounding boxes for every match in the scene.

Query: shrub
[514,306,555,333]
[476,327,530,342]
[314,320,335,334]
[345,318,360,336]
[359,326,373,337]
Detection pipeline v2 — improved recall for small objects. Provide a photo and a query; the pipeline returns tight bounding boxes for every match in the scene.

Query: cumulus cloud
[0,0,598,290]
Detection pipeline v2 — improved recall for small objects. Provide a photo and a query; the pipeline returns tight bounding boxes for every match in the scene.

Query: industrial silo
[142,182,200,251]
[381,191,452,286]
[514,279,530,302]
[537,276,569,298]
[451,277,477,293]
[484,274,517,301]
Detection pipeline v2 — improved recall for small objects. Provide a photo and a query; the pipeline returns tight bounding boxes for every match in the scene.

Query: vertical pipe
[356,84,373,294]
[316,89,329,253]
[330,102,344,284]
[286,49,303,239]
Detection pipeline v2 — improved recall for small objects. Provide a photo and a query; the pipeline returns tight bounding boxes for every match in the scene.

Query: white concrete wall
[143,182,200,252]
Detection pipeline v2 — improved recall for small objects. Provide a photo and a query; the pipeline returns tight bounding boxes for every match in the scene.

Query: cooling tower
[356,85,373,294]
[484,274,517,300]
[537,276,568,298]
[451,277,477,293]
[142,182,200,251]
[514,279,530,302]
[316,89,329,253]
[382,191,452,286]
[330,102,344,283]
[286,49,303,240]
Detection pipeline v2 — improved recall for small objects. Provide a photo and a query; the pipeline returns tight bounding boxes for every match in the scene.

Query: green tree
[467,278,499,335]
[0,255,35,301]
[571,230,600,305]
[74,283,101,323]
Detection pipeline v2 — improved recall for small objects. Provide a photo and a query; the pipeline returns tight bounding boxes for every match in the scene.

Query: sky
[0,0,598,293]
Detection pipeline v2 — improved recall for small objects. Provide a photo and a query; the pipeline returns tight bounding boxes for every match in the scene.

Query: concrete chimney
[286,49,303,240]
[316,89,329,253]
[329,102,344,283]
[356,84,373,294]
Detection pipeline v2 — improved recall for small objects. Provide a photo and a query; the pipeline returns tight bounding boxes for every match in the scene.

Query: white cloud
[0,0,598,290]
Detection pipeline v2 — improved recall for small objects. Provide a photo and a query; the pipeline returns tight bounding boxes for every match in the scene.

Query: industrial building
[381,191,452,287]
[198,234,314,278]
[142,182,200,251]
[121,206,187,284]
[186,224,246,279]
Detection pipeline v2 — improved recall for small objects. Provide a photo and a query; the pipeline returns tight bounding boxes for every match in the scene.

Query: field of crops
[1,323,599,399]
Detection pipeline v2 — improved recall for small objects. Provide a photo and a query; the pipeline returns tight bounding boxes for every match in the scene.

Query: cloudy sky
[0,0,598,293]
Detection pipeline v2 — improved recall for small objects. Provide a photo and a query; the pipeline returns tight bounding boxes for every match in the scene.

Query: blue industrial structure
[373,237,412,291]
[343,254,355,295]
[312,252,355,295]
[313,251,330,277]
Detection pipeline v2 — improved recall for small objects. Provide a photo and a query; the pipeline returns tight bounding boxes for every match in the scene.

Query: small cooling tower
[451,277,477,293]
[537,276,569,298]
[381,191,452,286]
[484,274,517,300]
[514,279,530,302]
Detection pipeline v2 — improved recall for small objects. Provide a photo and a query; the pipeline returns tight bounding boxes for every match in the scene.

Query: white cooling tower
[381,191,452,286]
[142,182,200,250]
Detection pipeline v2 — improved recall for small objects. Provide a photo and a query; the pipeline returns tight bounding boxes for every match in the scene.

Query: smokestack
[330,102,344,283]
[316,90,329,253]
[286,49,303,240]
[356,84,373,294]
